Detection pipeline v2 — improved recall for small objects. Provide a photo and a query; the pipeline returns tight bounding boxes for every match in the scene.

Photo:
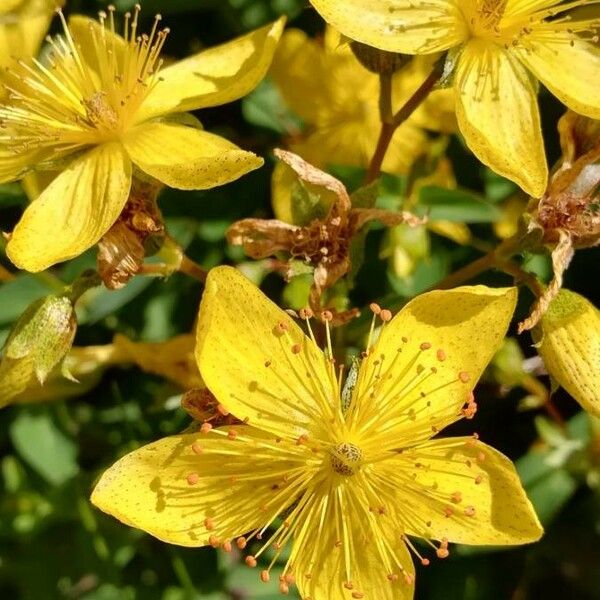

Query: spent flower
[92,266,542,600]
[228,149,423,316]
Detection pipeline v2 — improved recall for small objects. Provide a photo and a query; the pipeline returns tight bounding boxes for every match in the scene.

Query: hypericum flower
[92,266,542,600]
[1,7,284,272]
[270,26,455,179]
[0,0,57,72]
[308,0,600,197]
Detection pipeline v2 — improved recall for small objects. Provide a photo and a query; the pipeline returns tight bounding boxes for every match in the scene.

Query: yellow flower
[269,27,455,178]
[309,0,600,197]
[0,0,57,71]
[1,7,284,272]
[92,266,542,599]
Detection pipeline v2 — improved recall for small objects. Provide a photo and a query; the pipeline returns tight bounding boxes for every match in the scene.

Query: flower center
[468,0,507,36]
[330,442,362,476]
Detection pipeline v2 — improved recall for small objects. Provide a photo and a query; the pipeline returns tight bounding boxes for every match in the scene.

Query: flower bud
[533,290,600,417]
[349,40,410,74]
[3,294,77,384]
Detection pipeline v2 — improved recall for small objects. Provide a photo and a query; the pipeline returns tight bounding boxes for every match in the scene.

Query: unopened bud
[4,294,77,384]
[350,41,410,74]
[533,289,600,417]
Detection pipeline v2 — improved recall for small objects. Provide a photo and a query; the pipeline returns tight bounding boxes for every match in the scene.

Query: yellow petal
[534,290,600,417]
[113,334,202,390]
[6,143,131,272]
[269,28,326,124]
[308,0,468,54]
[428,220,472,245]
[295,502,416,599]
[455,41,547,197]
[91,427,295,547]
[391,437,543,544]
[122,121,263,190]
[68,14,127,74]
[352,286,517,443]
[0,0,55,69]
[196,266,337,439]
[136,18,285,122]
[517,31,600,119]
[0,149,40,184]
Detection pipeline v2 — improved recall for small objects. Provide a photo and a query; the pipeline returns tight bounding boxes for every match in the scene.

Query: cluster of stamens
[0,5,170,155]
[177,302,487,597]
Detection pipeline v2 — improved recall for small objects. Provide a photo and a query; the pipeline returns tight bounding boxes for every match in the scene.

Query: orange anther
[380,309,392,322]
[351,592,365,599]
[217,403,229,416]
[191,443,203,455]
[475,474,484,485]
[228,429,237,440]
[450,491,462,504]
[299,308,313,319]
[464,506,476,517]
[186,473,199,485]
[284,573,295,584]
[291,343,301,354]
[279,582,290,595]
[200,422,213,434]
[369,302,381,315]
[436,349,446,361]
[222,540,232,553]
[260,570,270,583]
[204,518,214,531]
[343,582,354,590]
[420,342,432,351]
[444,507,454,518]
[236,537,247,549]
[209,535,220,548]
[421,558,430,566]
[245,555,257,568]
[320,310,333,322]
[387,573,399,582]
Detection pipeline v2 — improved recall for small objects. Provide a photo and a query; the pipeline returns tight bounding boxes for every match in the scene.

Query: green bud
[491,338,526,388]
[4,294,77,384]
[533,290,600,417]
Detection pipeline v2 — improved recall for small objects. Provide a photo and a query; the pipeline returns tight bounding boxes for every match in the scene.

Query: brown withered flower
[97,177,166,290]
[227,149,423,320]
[520,111,600,332]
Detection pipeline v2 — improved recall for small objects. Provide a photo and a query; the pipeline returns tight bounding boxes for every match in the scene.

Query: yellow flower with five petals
[92,266,542,600]
[309,0,600,197]
[1,7,284,272]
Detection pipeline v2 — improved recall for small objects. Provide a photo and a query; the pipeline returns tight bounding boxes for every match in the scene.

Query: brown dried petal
[349,208,426,234]
[97,222,145,290]
[181,387,242,426]
[519,230,574,333]
[274,148,351,213]
[226,218,298,259]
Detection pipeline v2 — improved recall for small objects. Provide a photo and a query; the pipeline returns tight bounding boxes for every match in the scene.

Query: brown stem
[366,58,445,184]
[431,237,523,291]
[378,72,394,124]
[179,254,208,283]
[0,263,15,282]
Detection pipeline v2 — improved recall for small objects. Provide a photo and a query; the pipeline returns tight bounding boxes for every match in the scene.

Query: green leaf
[418,186,502,223]
[9,409,78,486]
[0,275,54,327]
[242,79,303,135]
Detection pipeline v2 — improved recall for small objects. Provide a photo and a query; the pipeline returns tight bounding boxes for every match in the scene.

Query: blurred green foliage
[1,1,600,599]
